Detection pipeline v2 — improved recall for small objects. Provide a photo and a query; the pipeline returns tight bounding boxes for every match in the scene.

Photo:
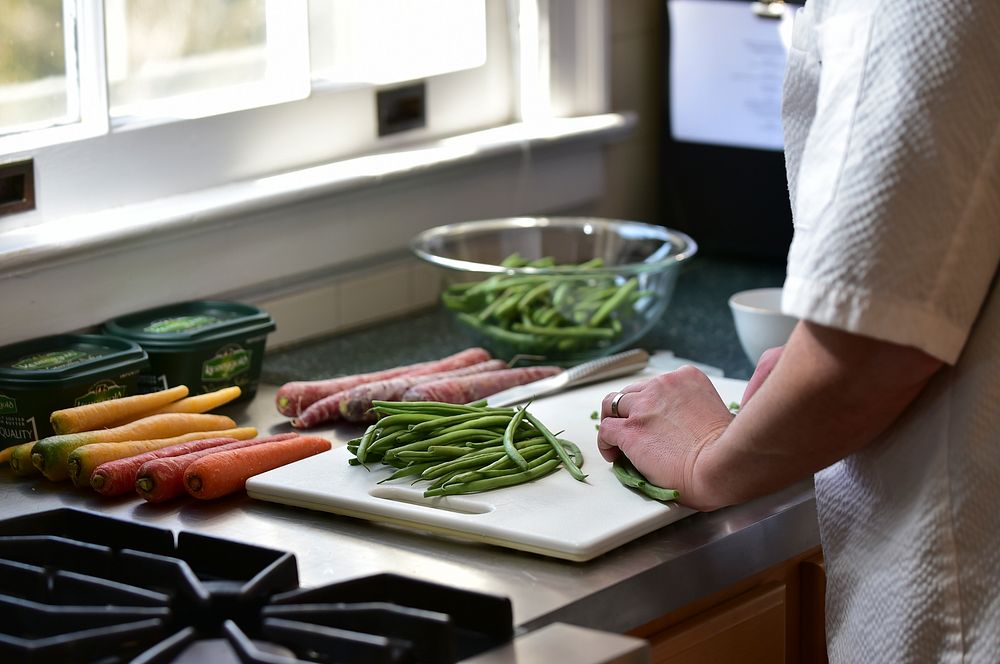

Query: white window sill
[0,112,634,347]
[0,113,633,275]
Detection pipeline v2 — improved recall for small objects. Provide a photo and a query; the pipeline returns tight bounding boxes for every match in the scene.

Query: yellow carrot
[32,412,236,482]
[149,386,242,415]
[9,441,38,477]
[66,426,258,487]
[49,386,189,435]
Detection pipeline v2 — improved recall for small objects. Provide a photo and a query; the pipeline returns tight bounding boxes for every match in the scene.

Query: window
[0,0,72,132]
[105,0,310,122]
[0,1,605,228]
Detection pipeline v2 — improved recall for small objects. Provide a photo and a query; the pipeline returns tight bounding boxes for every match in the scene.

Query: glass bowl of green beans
[411,217,698,364]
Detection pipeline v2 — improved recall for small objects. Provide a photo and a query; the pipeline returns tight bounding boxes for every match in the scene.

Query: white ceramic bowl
[728,287,798,364]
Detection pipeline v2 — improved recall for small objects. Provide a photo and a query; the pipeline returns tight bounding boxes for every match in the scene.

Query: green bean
[612,456,679,501]
[517,281,555,312]
[512,322,616,339]
[589,277,638,326]
[373,413,441,428]
[439,415,516,434]
[523,412,587,482]
[501,253,528,267]
[502,405,530,471]
[495,288,529,319]
[409,409,515,433]
[480,441,549,471]
[347,400,587,496]
[424,459,563,497]
[373,399,489,412]
[382,429,500,461]
[356,423,379,464]
[465,275,552,296]
[377,461,439,483]
[421,451,508,479]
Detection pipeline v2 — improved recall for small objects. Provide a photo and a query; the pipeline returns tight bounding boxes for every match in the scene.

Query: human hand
[597,365,734,510]
[741,345,784,407]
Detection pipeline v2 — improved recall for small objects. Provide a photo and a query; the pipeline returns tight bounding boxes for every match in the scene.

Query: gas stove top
[0,508,513,663]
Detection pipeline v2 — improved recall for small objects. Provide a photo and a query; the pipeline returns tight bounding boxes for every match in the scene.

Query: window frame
[0,0,615,348]
[1,0,522,230]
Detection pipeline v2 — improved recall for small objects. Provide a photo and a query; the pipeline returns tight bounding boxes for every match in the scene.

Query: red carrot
[134,433,299,503]
[90,436,239,496]
[298,359,509,426]
[274,348,491,416]
[401,366,563,404]
[185,436,332,500]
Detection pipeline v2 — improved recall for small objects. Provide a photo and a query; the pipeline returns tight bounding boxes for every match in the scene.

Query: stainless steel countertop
[0,383,819,635]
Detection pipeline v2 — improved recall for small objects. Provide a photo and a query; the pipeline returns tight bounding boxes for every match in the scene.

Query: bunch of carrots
[0,386,330,502]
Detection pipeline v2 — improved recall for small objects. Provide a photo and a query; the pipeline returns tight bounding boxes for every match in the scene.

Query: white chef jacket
[780,1,1000,662]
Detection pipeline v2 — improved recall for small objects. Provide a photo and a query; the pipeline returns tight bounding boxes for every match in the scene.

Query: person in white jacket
[598,1,1000,661]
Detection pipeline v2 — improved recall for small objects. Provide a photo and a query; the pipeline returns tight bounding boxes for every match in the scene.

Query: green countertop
[262,256,787,384]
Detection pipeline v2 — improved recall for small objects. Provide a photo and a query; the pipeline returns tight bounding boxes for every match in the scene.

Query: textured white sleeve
[782,0,1000,363]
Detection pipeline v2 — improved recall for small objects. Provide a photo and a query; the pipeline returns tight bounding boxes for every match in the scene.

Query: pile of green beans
[346,400,586,497]
[612,456,679,502]
[441,253,650,357]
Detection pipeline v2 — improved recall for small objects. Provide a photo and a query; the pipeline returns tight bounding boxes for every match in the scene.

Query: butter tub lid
[103,301,276,350]
[0,334,149,387]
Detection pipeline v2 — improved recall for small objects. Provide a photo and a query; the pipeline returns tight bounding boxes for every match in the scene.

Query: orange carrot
[49,386,189,435]
[149,386,242,415]
[0,445,15,465]
[185,435,332,500]
[9,441,38,477]
[135,433,300,503]
[91,435,243,497]
[32,412,237,482]
[68,426,258,487]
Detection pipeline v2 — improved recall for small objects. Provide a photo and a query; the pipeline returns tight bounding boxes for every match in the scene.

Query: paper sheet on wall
[668,0,799,150]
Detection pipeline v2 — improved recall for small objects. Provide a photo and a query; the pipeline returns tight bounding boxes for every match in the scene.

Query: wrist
[687,428,739,512]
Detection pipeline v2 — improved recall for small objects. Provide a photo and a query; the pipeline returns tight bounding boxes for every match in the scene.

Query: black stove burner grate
[0,508,513,663]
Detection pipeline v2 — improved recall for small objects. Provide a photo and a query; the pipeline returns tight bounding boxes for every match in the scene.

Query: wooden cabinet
[630,547,828,664]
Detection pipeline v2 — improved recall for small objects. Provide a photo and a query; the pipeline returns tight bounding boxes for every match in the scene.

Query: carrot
[401,366,562,403]
[91,435,241,497]
[135,433,300,503]
[0,446,14,465]
[185,435,332,500]
[275,347,491,416]
[68,426,258,488]
[331,359,509,424]
[31,413,237,482]
[49,386,189,435]
[9,441,39,477]
[149,386,242,415]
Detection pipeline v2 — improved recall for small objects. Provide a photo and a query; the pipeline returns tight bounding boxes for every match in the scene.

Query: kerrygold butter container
[103,301,276,402]
[0,334,148,448]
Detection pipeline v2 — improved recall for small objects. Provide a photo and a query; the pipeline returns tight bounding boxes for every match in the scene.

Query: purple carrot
[295,360,509,426]
[400,366,562,404]
[274,347,490,416]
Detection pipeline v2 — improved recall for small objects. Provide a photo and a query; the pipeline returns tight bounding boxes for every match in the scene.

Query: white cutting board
[247,373,746,562]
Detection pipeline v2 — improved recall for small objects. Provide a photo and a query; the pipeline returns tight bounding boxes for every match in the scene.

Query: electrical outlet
[376,82,427,137]
[0,159,34,216]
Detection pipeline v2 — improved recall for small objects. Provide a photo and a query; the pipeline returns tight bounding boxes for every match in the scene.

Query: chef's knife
[486,348,650,407]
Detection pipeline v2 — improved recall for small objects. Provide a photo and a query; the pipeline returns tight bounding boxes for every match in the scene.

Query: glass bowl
[411,217,697,363]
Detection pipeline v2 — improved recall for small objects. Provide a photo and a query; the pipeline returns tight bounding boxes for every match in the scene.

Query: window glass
[105,0,309,120]
[0,0,73,134]
[309,0,487,86]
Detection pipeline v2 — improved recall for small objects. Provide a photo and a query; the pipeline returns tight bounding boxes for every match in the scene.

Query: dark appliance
[660,0,794,260]
[0,508,513,663]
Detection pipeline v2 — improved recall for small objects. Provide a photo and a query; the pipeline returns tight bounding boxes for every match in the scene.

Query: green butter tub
[103,301,276,402]
[0,334,149,448]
